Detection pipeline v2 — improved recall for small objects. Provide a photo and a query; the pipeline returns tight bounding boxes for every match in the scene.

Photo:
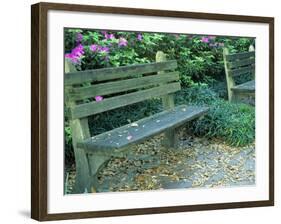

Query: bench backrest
[223,46,255,79]
[223,45,255,101]
[65,58,180,120]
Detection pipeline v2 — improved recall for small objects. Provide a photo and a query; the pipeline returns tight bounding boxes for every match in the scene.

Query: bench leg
[163,129,178,148]
[87,153,111,192]
[73,150,110,193]
[73,147,92,193]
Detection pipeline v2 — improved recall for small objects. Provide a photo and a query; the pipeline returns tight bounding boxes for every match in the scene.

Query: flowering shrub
[64,29,254,86]
[65,44,84,64]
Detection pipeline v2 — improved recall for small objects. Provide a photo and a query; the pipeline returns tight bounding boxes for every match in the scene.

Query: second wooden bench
[223,45,255,103]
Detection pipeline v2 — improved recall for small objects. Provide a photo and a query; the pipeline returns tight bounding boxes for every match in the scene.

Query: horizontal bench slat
[226,51,255,61]
[228,65,255,77]
[67,71,179,101]
[65,60,177,85]
[231,80,255,93]
[71,82,181,119]
[228,58,255,69]
[78,105,209,151]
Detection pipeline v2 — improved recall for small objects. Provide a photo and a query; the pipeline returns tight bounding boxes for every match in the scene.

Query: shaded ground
[65,132,255,194]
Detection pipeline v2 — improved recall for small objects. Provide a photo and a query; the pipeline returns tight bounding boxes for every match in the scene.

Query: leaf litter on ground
[66,128,255,193]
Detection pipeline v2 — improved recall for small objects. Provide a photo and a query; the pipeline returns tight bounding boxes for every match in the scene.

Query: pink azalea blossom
[95,96,103,102]
[208,35,216,40]
[90,45,110,54]
[105,33,115,39]
[90,44,98,52]
[76,33,83,43]
[118,37,128,47]
[65,53,79,63]
[101,31,115,40]
[201,36,210,43]
[99,46,110,54]
[71,44,84,57]
[137,33,143,41]
[65,44,84,64]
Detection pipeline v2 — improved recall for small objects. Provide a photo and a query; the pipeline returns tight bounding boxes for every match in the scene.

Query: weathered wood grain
[70,82,181,119]
[67,71,179,101]
[65,60,177,85]
[78,105,209,152]
[231,80,255,93]
[228,65,255,77]
[225,51,255,61]
[223,48,235,101]
[65,59,92,193]
[228,58,255,69]
[156,51,177,147]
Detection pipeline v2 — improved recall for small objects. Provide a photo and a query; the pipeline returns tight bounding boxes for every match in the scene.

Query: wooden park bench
[64,52,209,193]
[223,45,255,103]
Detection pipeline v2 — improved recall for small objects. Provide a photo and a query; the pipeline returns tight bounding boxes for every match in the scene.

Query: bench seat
[78,105,208,152]
[231,80,255,93]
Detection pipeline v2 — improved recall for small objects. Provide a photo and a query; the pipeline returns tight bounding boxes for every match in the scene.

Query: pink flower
[201,37,210,43]
[76,33,83,43]
[95,96,103,102]
[118,37,128,47]
[105,33,115,39]
[137,33,143,41]
[101,31,115,40]
[65,53,78,63]
[90,44,98,52]
[90,45,110,54]
[71,44,84,57]
[65,44,84,64]
[99,46,110,54]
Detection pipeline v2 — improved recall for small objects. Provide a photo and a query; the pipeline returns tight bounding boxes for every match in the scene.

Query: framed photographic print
[31,2,274,221]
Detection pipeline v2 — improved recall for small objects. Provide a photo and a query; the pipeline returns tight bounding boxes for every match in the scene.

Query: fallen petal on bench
[78,105,209,152]
[127,135,133,141]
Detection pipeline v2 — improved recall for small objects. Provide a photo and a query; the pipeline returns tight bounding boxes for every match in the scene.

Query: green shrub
[88,99,162,136]
[176,84,219,105]
[64,125,74,165]
[64,29,254,87]
[179,86,255,146]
